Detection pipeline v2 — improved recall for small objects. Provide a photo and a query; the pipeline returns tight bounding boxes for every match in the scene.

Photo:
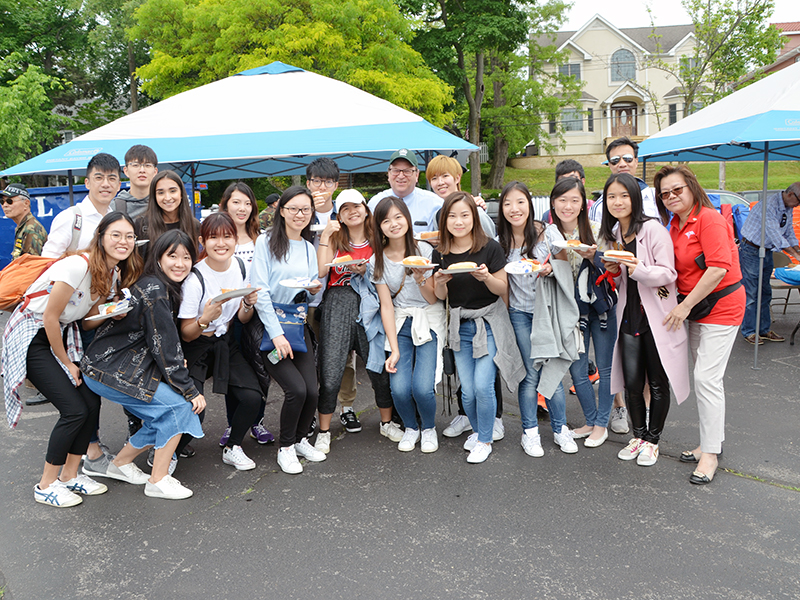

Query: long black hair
[268,186,314,262]
[139,170,199,254]
[144,229,197,316]
[550,177,596,246]
[371,196,420,280]
[497,181,544,260]
[600,172,652,242]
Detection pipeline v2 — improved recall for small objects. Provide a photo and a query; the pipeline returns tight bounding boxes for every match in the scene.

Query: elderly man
[738,182,800,344]
[1,184,47,259]
[588,136,658,223]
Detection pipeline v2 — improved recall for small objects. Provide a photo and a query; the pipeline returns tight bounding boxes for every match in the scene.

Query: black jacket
[81,275,200,403]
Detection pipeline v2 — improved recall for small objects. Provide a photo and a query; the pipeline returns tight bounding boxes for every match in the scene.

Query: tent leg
[752,143,769,369]
[68,170,74,207]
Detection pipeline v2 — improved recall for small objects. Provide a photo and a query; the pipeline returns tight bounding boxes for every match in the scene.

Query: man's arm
[40,210,72,258]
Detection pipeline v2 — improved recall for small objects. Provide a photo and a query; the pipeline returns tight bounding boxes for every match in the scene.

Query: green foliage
[647,0,782,109]
[0,54,69,171]
[130,0,453,126]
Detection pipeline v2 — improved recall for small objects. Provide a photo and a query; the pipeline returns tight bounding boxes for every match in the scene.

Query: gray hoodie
[112,190,149,220]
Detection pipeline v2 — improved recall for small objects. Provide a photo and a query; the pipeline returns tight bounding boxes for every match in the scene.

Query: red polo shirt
[669,206,745,326]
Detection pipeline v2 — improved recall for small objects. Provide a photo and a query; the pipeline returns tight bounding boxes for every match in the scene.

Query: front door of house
[611,102,637,137]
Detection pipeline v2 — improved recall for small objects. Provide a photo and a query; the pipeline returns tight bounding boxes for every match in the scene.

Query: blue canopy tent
[639,61,800,367]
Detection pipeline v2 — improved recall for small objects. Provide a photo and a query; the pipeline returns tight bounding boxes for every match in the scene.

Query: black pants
[619,330,671,444]
[264,327,318,448]
[190,376,260,448]
[26,328,101,466]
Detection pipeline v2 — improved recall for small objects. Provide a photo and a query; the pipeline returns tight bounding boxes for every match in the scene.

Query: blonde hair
[425,155,463,189]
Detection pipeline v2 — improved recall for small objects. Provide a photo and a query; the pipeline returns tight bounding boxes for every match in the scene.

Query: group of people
[0,137,756,508]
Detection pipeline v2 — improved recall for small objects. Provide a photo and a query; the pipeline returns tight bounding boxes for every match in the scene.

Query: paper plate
[279,278,317,289]
[85,305,134,321]
[444,267,479,274]
[326,259,367,267]
[309,224,326,232]
[211,288,255,303]
[402,262,437,270]
[554,240,592,252]
[504,261,542,275]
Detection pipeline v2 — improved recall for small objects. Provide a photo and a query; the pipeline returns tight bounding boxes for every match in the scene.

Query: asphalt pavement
[1,304,799,600]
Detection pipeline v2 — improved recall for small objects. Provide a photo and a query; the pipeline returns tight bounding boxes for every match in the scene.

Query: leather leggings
[619,330,671,444]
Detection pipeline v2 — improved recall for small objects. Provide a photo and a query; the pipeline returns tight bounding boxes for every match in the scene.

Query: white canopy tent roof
[2,62,477,180]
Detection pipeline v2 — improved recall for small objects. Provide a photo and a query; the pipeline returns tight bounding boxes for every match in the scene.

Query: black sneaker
[179,444,196,458]
[306,415,317,439]
[340,410,362,433]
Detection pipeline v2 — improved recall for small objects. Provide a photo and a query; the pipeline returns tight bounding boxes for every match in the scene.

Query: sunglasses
[1,198,15,206]
[608,154,635,166]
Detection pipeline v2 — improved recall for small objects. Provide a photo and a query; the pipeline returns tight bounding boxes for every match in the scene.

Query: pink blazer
[610,219,690,403]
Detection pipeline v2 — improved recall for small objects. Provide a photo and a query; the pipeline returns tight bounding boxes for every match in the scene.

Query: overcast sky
[562,0,798,31]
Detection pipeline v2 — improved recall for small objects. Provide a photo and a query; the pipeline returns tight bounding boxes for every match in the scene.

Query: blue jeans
[508,308,567,434]
[85,378,204,450]
[569,309,617,428]
[390,319,438,430]
[453,319,497,443]
[739,242,772,337]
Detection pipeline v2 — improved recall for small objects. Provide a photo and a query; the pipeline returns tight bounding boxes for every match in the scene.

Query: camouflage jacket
[12,212,48,259]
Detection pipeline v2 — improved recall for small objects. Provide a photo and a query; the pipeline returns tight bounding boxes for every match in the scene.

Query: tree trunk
[128,43,138,112]
[486,57,508,191]
[467,52,484,196]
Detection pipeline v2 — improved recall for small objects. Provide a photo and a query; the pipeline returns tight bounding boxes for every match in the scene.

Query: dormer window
[611,49,636,82]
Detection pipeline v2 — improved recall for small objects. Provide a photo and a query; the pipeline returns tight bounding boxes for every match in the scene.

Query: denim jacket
[80,275,199,403]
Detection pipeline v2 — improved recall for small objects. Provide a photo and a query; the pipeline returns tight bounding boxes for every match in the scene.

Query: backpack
[191,256,247,298]
[0,254,89,311]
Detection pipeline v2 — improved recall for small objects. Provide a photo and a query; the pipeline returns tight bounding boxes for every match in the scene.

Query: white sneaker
[618,438,645,461]
[637,441,659,466]
[420,428,438,453]
[610,406,630,434]
[144,475,193,500]
[443,414,472,438]
[521,427,544,458]
[62,474,108,496]
[34,480,82,508]
[463,432,479,452]
[222,445,256,471]
[379,421,404,442]
[99,462,151,485]
[277,445,303,474]
[553,425,578,454]
[467,441,492,463]
[295,438,327,462]
[315,431,331,454]
[398,428,420,452]
[493,417,505,441]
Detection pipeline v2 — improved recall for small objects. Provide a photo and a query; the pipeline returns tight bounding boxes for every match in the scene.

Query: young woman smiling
[371,196,445,453]
[134,170,200,258]
[550,177,614,449]
[600,173,689,467]
[496,182,572,457]
[2,212,143,507]
[250,186,326,474]
[316,189,398,453]
[81,230,205,499]
[432,192,523,464]
[179,212,261,472]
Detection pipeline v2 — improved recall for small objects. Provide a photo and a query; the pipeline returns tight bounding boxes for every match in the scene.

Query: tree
[400,0,579,193]
[646,0,783,114]
[0,54,68,171]
[129,0,453,127]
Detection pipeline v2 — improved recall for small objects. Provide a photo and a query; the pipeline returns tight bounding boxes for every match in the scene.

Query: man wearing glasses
[368,149,442,233]
[114,145,158,220]
[588,136,658,223]
[0,184,48,259]
[41,153,121,258]
[738,182,800,344]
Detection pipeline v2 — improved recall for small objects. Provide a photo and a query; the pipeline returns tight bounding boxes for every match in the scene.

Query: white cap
[334,189,367,213]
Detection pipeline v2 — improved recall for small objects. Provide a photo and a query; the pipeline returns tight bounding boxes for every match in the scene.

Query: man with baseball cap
[1,184,47,259]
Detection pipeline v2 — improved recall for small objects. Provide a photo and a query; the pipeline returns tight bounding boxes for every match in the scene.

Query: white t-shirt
[368,188,443,233]
[234,241,255,278]
[370,242,434,309]
[24,254,98,323]
[41,198,111,258]
[178,259,248,336]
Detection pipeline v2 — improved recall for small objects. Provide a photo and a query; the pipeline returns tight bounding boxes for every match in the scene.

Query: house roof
[538,17,694,55]
[773,22,800,33]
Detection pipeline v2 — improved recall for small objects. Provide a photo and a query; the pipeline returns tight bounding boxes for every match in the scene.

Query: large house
[530,15,697,158]
[740,21,800,82]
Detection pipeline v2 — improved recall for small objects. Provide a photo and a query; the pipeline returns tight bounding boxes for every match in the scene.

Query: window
[611,49,636,82]
[558,63,581,81]
[668,104,677,125]
[548,115,556,134]
[684,102,702,117]
[562,108,582,132]
[588,108,594,132]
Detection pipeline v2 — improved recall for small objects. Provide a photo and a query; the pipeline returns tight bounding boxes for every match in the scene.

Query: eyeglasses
[282,206,313,216]
[1,198,15,206]
[608,154,635,166]
[105,232,137,243]
[91,173,120,184]
[389,167,417,177]
[658,184,688,200]
[309,178,337,188]
[127,162,155,170]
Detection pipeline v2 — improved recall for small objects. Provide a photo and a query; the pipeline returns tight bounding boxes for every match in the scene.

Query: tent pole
[642,159,646,184]
[191,164,198,220]
[752,143,769,369]
[68,170,74,207]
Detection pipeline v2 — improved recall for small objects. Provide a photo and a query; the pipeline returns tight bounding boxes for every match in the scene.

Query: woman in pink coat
[600,173,689,467]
